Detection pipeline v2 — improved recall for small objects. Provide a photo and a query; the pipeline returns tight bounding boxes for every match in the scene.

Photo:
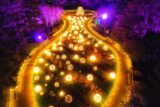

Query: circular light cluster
[32,15,118,107]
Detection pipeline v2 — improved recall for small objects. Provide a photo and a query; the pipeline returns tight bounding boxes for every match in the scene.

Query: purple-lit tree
[111,0,160,40]
[0,0,40,92]
[39,5,63,26]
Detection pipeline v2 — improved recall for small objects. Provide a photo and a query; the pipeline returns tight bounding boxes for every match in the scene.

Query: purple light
[102,13,108,20]
[38,35,42,39]
[33,32,46,43]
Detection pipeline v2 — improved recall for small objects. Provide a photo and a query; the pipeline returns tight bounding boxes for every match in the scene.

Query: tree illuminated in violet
[39,5,64,26]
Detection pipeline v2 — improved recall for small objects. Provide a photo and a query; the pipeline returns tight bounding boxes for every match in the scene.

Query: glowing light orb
[65,95,73,103]
[44,84,48,87]
[44,50,52,57]
[94,43,99,47]
[93,93,102,103]
[54,82,60,88]
[38,58,44,63]
[65,74,73,82]
[73,54,79,60]
[66,60,71,65]
[67,64,73,71]
[73,45,78,51]
[33,66,40,74]
[61,54,67,60]
[56,55,60,59]
[80,58,86,63]
[49,65,56,71]
[34,85,42,93]
[79,46,84,51]
[69,43,74,48]
[109,72,116,79]
[93,66,98,71]
[59,46,64,51]
[60,71,65,76]
[59,90,65,97]
[89,55,96,62]
[102,13,108,20]
[98,40,103,44]
[103,45,108,51]
[45,75,51,81]
[87,74,94,81]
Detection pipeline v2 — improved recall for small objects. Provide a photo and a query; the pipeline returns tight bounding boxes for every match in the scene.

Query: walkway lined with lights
[15,10,132,107]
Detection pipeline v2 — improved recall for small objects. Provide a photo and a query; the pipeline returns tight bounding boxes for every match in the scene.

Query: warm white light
[52,46,57,51]
[93,66,98,71]
[33,66,40,74]
[67,64,73,71]
[34,85,42,93]
[66,60,71,65]
[56,55,60,59]
[45,75,51,81]
[74,30,78,35]
[38,58,44,63]
[44,50,52,57]
[65,95,73,103]
[49,64,56,71]
[98,40,103,44]
[59,90,65,97]
[94,43,99,47]
[44,83,48,87]
[78,46,84,51]
[80,58,86,63]
[65,74,73,82]
[73,45,78,51]
[89,55,96,62]
[87,74,94,81]
[93,93,102,103]
[61,54,67,60]
[109,72,116,79]
[73,54,79,60]
[54,81,60,88]
[59,46,64,51]
[69,43,74,48]
[103,45,108,51]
